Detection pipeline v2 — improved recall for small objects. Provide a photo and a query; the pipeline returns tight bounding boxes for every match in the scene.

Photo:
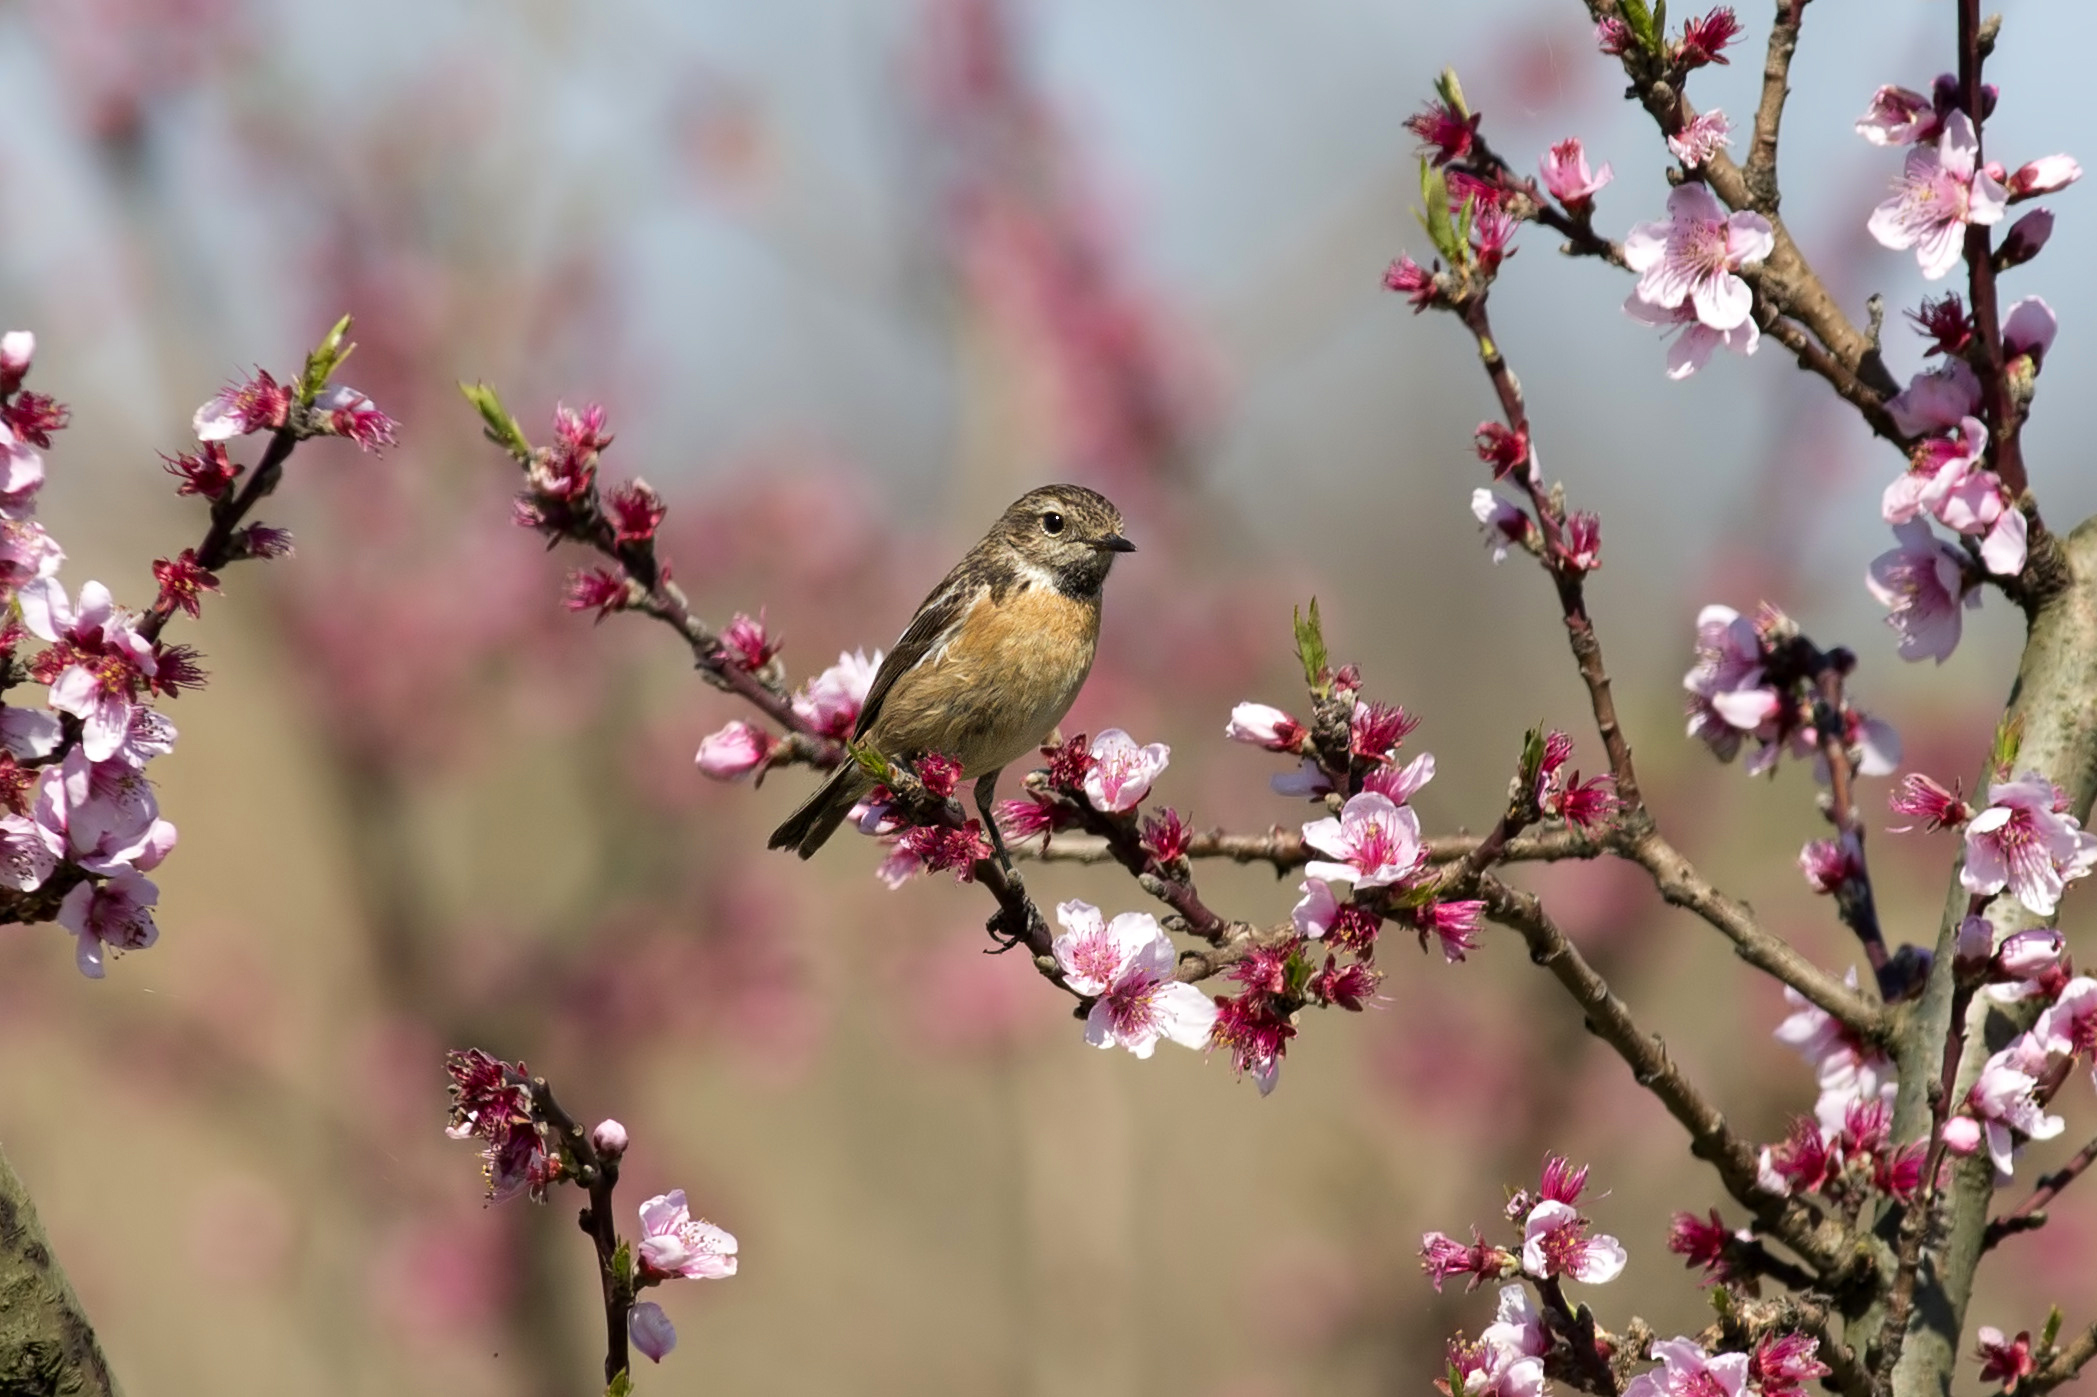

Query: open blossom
[1888,771,1972,832]
[1960,770,2097,917]
[605,479,667,544]
[2033,977,2097,1075]
[1868,520,1979,663]
[19,578,158,763]
[629,1301,676,1363]
[1882,416,1985,524]
[695,721,773,781]
[1625,182,1772,331]
[1225,701,1304,750]
[1624,293,1760,378]
[1666,109,1733,169]
[1520,1199,1626,1284]
[57,869,159,980]
[1965,1048,2065,1177]
[790,648,881,739]
[312,385,397,453]
[1976,1328,2037,1393]
[1083,728,1169,812]
[1210,990,1295,1094]
[1383,254,1439,312]
[1798,832,1864,894]
[192,368,291,441]
[0,422,45,519]
[637,1190,739,1280]
[1472,490,1532,561]
[1936,471,2026,576]
[1683,604,1779,761]
[1887,359,1982,436]
[1868,112,2007,279]
[1302,792,1424,890]
[31,750,178,877]
[1051,900,1216,1057]
[0,519,62,593]
[1420,1230,1515,1293]
[1776,972,1895,1129]
[1626,1339,1749,1397]
[1363,751,1435,804]
[1349,700,1419,762]
[1856,83,1940,146]
[1540,138,1612,208]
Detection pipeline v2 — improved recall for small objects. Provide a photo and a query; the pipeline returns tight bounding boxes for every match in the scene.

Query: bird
[768,484,1134,861]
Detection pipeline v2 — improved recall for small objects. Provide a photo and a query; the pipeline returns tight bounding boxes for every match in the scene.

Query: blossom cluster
[1682,603,1898,778]
[1889,767,2097,919]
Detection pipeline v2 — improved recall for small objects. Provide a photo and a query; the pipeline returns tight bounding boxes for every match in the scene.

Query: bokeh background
[0,0,2094,1392]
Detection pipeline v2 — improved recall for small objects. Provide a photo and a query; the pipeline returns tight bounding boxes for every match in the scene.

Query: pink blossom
[1302,792,1424,890]
[31,750,178,876]
[1625,1338,1749,1397]
[1210,991,1295,1094]
[1668,1209,1736,1280]
[1775,972,1895,1130]
[790,648,882,739]
[1225,701,1304,750]
[1798,832,1863,894]
[1961,770,2097,916]
[1889,772,1972,831]
[1269,758,1335,799]
[19,578,158,762]
[192,368,291,441]
[605,479,668,545]
[1561,512,1602,572]
[1363,751,1436,804]
[1941,1116,1982,1155]
[1420,899,1482,963]
[1673,9,1743,68]
[1623,293,1760,378]
[1383,254,1439,313]
[628,1300,676,1362]
[1474,422,1530,480]
[0,519,62,595]
[1292,879,1339,940]
[1625,182,1772,331]
[2033,976,2097,1070]
[1976,1328,2037,1393]
[636,1190,739,1280]
[1682,604,1780,760]
[1935,472,2027,576]
[1666,109,1734,169]
[1856,85,1939,146]
[1540,139,1612,207]
[0,422,45,519]
[1350,701,1420,762]
[0,331,33,391]
[1868,112,2007,279]
[1519,1199,1625,1284]
[695,721,773,781]
[57,869,159,979]
[1082,728,1169,812]
[0,705,61,762]
[312,385,398,453]
[721,611,781,672]
[1420,1230,1515,1293]
[1882,418,1985,524]
[1965,1048,2064,1176]
[1405,100,1480,167]
[1957,913,1997,963]
[1757,1117,1837,1195]
[1540,1153,1588,1205]
[2002,295,2057,364]
[1868,520,1978,663]
[1051,899,1216,1057]
[1888,359,1983,436]
[0,812,55,891]
[1480,1284,1548,1362]
[1472,490,1532,561]
[2008,155,2081,199]
[1595,18,1634,54]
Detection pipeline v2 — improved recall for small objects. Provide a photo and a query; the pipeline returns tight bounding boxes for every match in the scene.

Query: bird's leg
[974,768,1023,890]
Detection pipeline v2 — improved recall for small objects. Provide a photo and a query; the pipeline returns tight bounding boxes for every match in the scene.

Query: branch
[1742,0,1809,214]
[0,1142,119,1395]
[1014,823,1607,872]
[527,1077,631,1387]
[1476,872,1853,1276]
[1982,1134,2097,1251]
[1808,660,1891,982]
[2029,1321,2097,1396]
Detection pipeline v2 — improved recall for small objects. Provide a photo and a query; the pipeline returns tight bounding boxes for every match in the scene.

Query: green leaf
[459,381,535,461]
[1293,599,1329,692]
[2043,1306,2064,1349]
[605,1371,634,1397]
[1618,0,1658,48]
[1283,946,1316,999]
[1445,1361,1471,1397]
[297,314,356,406]
[849,738,893,783]
[1517,725,1547,794]
[1991,713,2024,780]
[1433,68,1470,120]
[1417,160,1465,266]
[612,1239,635,1290]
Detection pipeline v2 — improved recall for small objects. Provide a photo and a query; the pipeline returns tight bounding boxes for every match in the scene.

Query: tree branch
[0,1142,119,1396]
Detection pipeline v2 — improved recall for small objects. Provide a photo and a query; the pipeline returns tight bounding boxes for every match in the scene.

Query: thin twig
[1982,1134,2097,1250]
[527,1077,631,1387]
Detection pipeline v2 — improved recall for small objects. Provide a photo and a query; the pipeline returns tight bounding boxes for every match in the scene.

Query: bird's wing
[852,573,988,742]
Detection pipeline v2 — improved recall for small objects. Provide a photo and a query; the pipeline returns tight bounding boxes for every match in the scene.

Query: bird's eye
[1041,511,1065,535]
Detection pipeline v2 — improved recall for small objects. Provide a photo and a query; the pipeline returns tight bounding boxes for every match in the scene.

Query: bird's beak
[1098,533,1137,553]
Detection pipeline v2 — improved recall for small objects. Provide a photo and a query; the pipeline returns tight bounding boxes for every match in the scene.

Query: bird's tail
[767,761,874,859]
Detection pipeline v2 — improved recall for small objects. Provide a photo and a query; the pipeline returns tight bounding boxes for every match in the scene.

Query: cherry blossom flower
[1976,1328,2037,1392]
[1474,422,1530,480]
[1209,990,1294,1093]
[695,721,773,781]
[0,422,45,519]
[1418,899,1482,963]
[1420,1230,1515,1293]
[1444,1286,1548,1397]
[1963,1047,2064,1177]
[1383,255,1439,313]
[153,550,220,620]
[1480,1284,1547,1362]
[1561,512,1602,572]
[4,392,69,450]
[0,705,61,763]
[1961,770,2097,916]
[1363,751,1436,804]
[1472,490,1532,561]
[192,368,291,441]
[721,611,782,672]
[1349,701,1420,763]
[161,442,240,499]
[1887,359,1983,436]
[565,567,633,620]
[2033,978,2097,1075]
[1757,1117,1837,1195]
[1888,771,1972,831]
[1666,109,1733,169]
[2008,155,2082,199]
[1270,758,1335,799]
[1302,792,1425,890]
[1051,900,1216,1058]
[629,1301,676,1363]
[1626,1338,1749,1397]
[19,578,159,762]
[1540,138,1612,209]
[1883,417,1986,524]
[1225,701,1305,750]
[1292,879,1339,940]
[0,810,55,891]
[1856,84,1939,146]
[1624,293,1761,378]
[1868,112,2007,279]
[312,385,397,453]
[637,1190,739,1280]
[1595,17,1633,55]
[1405,99,1480,166]
[1139,807,1191,864]
[1083,728,1169,812]
[1683,604,1780,761]
[1935,471,2027,576]
[1519,1199,1626,1284]
[1775,971,1895,1129]
[1625,182,1772,331]
[1868,520,1979,663]
[57,869,159,979]
[1667,1209,1735,1280]
[0,519,62,594]
[1674,8,1742,67]
[605,479,667,544]
[30,750,178,876]
[790,648,882,739]
[1798,832,1864,894]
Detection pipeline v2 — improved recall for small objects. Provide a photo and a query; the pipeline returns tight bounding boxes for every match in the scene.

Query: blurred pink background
[1,0,2094,1391]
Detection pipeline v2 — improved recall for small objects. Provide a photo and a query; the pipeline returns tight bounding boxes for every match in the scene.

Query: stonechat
[769,484,1134,859]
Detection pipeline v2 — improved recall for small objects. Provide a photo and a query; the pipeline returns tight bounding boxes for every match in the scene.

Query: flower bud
[628,1300,677,1362]
[695,721,773,781]
[591,1118,629,1160]
[1998,209,2054,269]
[0,331,33,392]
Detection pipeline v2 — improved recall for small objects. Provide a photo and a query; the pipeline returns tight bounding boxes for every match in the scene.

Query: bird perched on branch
[768,484,1134,860]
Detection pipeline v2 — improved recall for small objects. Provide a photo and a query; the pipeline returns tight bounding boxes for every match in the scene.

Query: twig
[1538,1274,1621,1397]
[527,1077,631,1386]
[1982,1135,2097,1250]
[2028,1321,2097,1396]
[1014,824,1605,871]
[1742,0,1809,214]
[1806,661,1891,983]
